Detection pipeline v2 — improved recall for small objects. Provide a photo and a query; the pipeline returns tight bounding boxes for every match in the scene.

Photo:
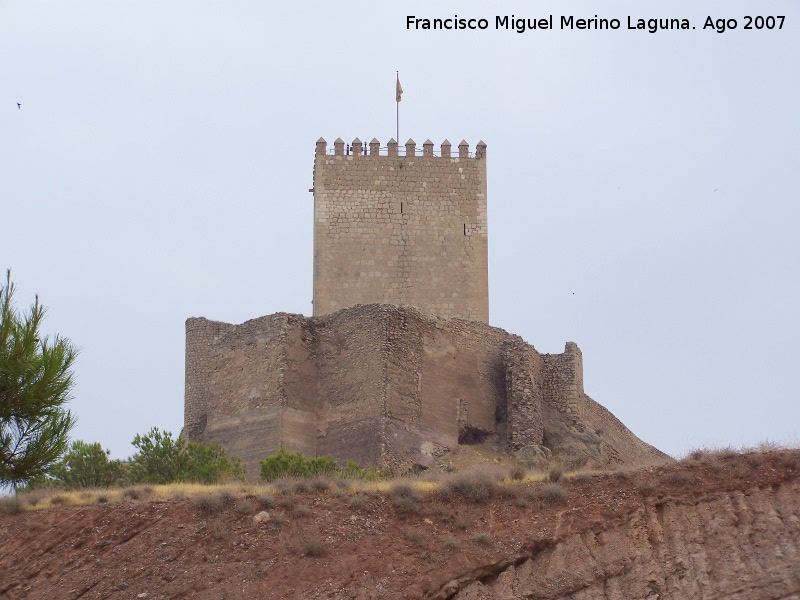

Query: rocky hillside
[1,450,798,599]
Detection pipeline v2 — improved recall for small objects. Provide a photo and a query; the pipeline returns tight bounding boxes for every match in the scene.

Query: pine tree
[0,270,76,489]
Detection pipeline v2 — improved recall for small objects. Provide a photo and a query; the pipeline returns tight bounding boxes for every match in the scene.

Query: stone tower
[312,137,489,322]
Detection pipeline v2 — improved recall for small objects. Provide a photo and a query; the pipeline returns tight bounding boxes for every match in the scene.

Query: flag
[396,75,403,103]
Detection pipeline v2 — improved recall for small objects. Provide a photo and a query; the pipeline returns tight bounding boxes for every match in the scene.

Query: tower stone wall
[312,138,488,322]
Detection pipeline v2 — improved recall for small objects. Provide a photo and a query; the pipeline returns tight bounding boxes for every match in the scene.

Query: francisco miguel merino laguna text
[406,14,786,33]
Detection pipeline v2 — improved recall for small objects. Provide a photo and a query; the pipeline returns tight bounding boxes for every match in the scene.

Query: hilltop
[2,448,799,599]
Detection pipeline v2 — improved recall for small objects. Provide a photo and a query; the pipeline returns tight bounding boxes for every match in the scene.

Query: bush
[294,504,312,518]
[0,495,24,515]
[235,498,256,515]
[338,459,391,481]
[440,467,498,503]
[50,441,123,489]
[534,483,569,505]
[49,494,69,506]
[259,448,336,482]
[509,465,527,481]
[547,462,563,483]
[303,538,324,557]
[472,532,494,547]
[128,428,244,485]
[182,440,245,484]
[662,471,693,486]
[390,482,421,515]
[257,493,276,509]
[192,493,223,513]
[407,528,427,546]
[128,428,184,485]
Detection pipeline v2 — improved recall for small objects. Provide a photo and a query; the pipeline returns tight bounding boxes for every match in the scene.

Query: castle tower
[312,137,489,322]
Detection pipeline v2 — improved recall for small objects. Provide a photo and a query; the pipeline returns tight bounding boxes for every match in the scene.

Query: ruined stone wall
[502,340,545,451]
[314,305,389,467]
[205,314,291,478]
[312,138,488,322]
[540,342,584,419]
[184,317,236,440]
[184,305,659,478]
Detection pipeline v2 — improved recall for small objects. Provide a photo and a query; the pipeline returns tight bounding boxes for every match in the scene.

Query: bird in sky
[17,103,21,109]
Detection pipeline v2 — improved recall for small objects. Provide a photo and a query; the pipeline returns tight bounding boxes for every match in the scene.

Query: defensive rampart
[185,304,667,478]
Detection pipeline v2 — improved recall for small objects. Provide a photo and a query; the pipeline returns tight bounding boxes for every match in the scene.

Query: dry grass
[302,538,324,557]
[444,535,459,549]
[390,482,422,515]
[547,461,564,483]
[257,493,276,509]
[235,498,256,515]
[0,495,24,515]
[472,532,494,547]
[293,504,312,518]
[210,516,228,540]
[49,494,70,507]
[192,492,223,513]
[439,466,499,504]
[509,465,527,481]
[662,471,693,486]
[406,528,427,546]
[534,483,569,505]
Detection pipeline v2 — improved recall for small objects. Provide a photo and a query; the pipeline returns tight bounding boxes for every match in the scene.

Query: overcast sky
[2,0,798,462]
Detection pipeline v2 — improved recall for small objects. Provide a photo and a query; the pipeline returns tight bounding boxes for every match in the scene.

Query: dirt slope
[1,450,799,600]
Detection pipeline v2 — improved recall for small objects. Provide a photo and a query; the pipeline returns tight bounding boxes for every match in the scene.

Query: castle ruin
[184,138,668,477]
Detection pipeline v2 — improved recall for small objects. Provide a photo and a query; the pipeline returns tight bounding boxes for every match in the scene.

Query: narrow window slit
[401,202,403,214]
[464,223,467,235]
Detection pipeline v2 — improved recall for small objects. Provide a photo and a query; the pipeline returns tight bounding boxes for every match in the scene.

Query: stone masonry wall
[540,342,584,420]
[312,138,488,322]
[502,340,545,451]
[314,305,388,467]
[185,306,614,476]
[205,314,290,478]
[184,317,236,440]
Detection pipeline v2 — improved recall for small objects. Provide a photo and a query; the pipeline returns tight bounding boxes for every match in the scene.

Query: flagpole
[396,71,399,143]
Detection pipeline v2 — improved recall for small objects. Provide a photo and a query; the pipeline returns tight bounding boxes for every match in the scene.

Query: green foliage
[50,440,123,489]
[0,270,76,489]
[129,427,185,485]
[129,427,245,485]
[339,459,391,481]
[259,447,337,482]
[182,440,245,484]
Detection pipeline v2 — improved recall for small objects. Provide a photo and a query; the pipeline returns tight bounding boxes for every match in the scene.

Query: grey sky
[2,0,798,462]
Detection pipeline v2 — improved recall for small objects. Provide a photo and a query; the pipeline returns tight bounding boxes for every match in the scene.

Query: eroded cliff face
[449,478,800,600]
[3,451,796,600]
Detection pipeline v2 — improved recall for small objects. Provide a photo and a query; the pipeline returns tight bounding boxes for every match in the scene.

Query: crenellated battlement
[315,137,486,159]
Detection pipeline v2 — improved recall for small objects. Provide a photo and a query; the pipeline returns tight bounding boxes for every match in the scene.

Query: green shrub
[182,441,245,484]
[128,428,244,485]
[259,448,336,482]
[50,441,124,489]
[338,460,391,481]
